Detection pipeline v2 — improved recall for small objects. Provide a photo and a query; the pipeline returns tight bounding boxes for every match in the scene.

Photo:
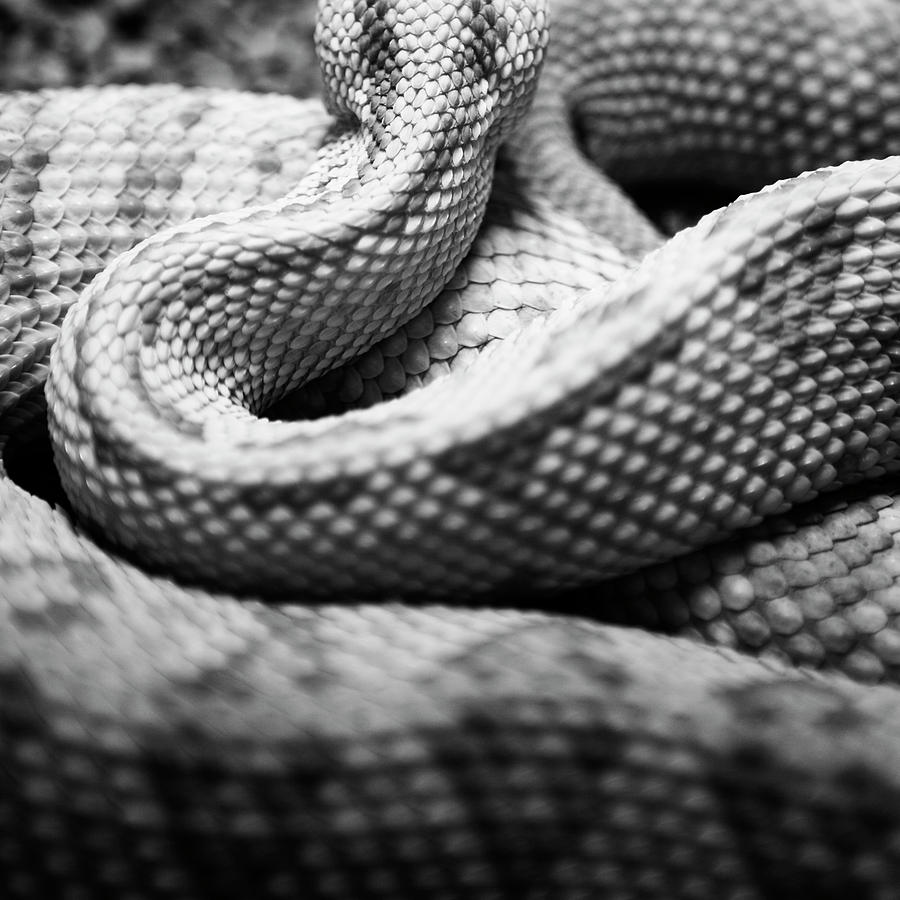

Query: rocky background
[0,0,322,96]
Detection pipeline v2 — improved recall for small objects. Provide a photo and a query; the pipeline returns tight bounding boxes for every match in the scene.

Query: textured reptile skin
[5,0,900,897]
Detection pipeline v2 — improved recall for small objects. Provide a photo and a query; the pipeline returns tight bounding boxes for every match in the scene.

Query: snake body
[7,0,900,896]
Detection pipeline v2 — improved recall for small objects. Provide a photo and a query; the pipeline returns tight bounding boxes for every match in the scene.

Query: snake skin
[5,0,900,896]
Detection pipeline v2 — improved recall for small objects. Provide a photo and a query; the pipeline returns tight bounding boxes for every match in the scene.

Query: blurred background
[0,0,322,96]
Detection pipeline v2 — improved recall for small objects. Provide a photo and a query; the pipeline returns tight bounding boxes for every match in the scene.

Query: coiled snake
[5,0,900,895]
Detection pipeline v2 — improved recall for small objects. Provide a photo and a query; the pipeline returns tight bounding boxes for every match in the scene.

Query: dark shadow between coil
[1,397,71,514]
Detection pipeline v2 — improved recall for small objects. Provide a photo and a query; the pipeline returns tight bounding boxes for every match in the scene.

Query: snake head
[315,0,549,148]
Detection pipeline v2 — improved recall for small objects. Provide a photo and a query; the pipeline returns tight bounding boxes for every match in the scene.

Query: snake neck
[140,111,505,424]
[57,121,500,437]
[45,0,549,579]
[50,0,550,427]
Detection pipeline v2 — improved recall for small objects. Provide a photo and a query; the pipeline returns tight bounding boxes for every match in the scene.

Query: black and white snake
[4,0,900,896]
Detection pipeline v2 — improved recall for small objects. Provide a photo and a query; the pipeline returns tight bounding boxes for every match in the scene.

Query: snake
[6,0,900,894]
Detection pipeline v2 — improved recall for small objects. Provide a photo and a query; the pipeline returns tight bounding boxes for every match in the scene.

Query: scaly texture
[6,0,900,897]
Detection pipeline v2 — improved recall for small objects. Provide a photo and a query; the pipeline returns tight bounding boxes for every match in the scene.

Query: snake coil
[5,0,900,897]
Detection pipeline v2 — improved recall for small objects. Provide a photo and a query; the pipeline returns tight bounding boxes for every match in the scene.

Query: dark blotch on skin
[426,705,630,893]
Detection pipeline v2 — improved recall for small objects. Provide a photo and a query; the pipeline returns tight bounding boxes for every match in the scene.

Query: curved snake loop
[6,0,900,896]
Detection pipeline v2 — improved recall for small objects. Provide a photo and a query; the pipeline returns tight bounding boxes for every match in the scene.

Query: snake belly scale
[6,0,900,896]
